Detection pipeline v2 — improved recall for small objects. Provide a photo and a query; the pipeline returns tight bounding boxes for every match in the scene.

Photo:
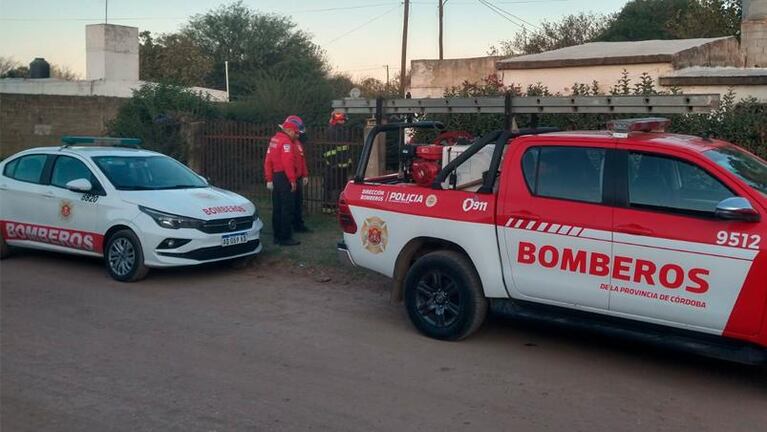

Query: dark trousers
[293,177,306,230]
[323,166,349,209]
[272,172,294,242]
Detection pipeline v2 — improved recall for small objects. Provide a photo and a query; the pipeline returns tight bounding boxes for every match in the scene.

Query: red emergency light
[608,118,671,135]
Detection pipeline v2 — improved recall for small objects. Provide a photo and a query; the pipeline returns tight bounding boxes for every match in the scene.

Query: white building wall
[499,63,675,94]
[0,79,229,102]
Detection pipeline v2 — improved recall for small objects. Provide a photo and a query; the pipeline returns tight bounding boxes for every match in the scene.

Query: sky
[0,0,627,84]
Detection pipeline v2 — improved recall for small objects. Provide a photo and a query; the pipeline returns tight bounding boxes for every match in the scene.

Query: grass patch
[254,198,376,282]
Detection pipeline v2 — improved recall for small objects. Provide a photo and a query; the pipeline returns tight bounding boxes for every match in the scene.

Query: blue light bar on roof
[61,136,142,148]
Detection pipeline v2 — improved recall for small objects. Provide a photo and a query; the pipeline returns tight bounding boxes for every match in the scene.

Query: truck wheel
[404,250,488,340]
[0,233,10,259]
[105,229,149,282]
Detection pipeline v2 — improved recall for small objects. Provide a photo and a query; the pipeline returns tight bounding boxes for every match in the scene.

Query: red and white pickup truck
[337,118,767,363]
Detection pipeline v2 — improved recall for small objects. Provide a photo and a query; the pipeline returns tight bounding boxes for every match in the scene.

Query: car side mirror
[65,178,93,193]
[715,197,760,222]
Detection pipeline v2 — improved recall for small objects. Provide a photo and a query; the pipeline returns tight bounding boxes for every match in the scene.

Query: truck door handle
[43,191,55,199]
[616,224,653,236]
[0,183,7,190]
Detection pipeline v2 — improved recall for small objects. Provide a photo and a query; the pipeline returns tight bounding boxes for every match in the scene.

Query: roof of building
[659,66,767,86]
[497,37,733,70]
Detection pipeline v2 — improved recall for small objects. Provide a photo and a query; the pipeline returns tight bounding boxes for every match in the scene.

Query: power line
[325,3,401,46]
[476,0,526,28]
[1,3,403,22]
[478,0,539,29]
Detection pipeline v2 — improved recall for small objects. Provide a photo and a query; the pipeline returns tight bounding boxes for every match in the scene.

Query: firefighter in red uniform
[264,118,302,246]
[288,115,311,233]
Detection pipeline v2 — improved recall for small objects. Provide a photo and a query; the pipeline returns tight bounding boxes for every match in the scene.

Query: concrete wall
[0,94,125,158]
[409,56,502,98]
[744,0,767,19]
[672,37,744,69]
[0,78,229,102]
[742,19,767,67]
[500,63,675,95]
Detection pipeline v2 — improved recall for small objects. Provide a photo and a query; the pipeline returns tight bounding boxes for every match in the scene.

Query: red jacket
[294,143,309,179]
[264,131,298,183]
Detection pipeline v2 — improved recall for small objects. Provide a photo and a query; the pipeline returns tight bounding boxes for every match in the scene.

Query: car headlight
[139,206,203,230]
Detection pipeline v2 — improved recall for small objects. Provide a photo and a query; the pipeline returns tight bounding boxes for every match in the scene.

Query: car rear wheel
[105,229,149,282]
[404,250,488,341]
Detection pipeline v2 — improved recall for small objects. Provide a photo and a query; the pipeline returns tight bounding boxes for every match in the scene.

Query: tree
[139,31,213,87]
[0,56,78,80]
[597,0,741,42]
[668,0,742,39]
[51,65,79,80]
[108,83,217,161]
[181,1,328,94]
[0,57,19,77]
[488,12,615,57]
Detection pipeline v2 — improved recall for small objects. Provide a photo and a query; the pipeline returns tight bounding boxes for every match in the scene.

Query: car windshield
[92,155,207,191]
[704,146,767,197]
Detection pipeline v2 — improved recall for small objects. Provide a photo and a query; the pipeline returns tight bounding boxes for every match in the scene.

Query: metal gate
[197,120,364,213]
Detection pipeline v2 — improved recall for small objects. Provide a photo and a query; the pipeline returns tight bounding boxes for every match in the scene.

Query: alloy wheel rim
[108,238,135,277]
[415,270,462,328]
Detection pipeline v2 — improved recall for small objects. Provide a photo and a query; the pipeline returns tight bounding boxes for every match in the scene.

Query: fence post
[182,119,204,173]
[363,118,387,178]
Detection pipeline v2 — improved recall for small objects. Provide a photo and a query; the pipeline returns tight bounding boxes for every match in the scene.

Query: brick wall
[0,93,125,158]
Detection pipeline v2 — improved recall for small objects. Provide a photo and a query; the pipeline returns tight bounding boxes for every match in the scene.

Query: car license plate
[221,232,248,247]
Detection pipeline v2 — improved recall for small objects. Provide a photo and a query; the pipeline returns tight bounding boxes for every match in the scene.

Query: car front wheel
[404,250,488,341]
[105,229,149,282]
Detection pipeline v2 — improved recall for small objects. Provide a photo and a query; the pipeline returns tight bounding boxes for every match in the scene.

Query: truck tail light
[338,192,358,234]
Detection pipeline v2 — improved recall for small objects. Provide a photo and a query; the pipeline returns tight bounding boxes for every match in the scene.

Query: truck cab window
[628,152,734,214]
[522,146,606,204]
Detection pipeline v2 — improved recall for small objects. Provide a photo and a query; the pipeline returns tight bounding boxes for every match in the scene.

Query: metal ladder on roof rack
[332,94,720,127]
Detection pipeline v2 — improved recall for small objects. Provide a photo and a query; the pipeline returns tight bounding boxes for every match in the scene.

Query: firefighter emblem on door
[361,217,388,254]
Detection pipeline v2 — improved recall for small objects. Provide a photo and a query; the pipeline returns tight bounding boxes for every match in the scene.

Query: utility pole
[400,0,410,97]
[438,0,444,60]
[384,65,390,87]
[105,0,108,24]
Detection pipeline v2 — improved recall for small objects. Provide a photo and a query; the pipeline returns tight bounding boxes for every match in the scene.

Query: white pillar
[86,24,139,81]
[742,0,767,67]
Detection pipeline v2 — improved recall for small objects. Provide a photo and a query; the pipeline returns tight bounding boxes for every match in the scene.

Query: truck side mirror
[715,197,760,222]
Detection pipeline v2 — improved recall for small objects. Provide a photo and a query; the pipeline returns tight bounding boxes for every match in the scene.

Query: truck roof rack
[61,136,142,149]
[333,94,719,116]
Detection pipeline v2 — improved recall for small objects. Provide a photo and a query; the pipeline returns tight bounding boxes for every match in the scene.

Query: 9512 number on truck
[337,118,767,364]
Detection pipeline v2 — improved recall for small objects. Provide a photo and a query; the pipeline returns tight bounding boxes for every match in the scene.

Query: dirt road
[2,251,766,431]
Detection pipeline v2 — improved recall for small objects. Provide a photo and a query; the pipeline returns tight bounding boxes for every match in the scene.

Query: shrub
[108,83,217,161]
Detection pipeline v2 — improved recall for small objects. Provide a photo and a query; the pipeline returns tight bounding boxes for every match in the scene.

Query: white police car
[0,137,263,282]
